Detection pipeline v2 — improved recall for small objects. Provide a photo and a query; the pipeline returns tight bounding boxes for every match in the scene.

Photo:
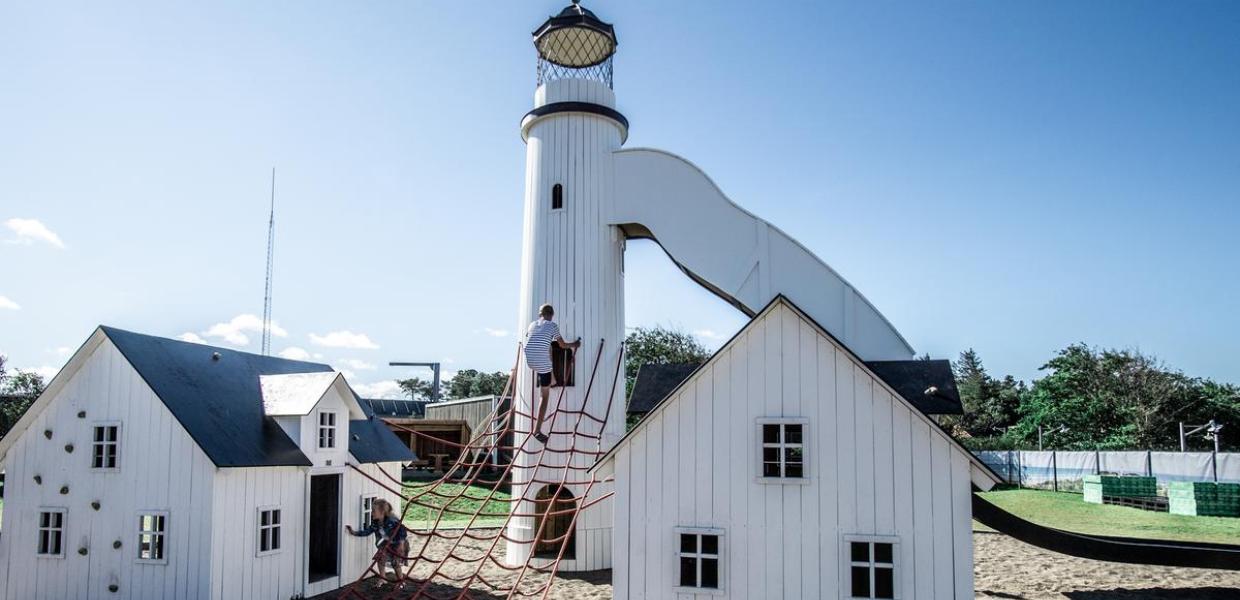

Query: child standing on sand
[346,498,408,583]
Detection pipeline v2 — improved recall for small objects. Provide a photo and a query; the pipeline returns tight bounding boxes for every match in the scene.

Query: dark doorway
[550,347,575,387]
[308,474,340,583]
[533,485,576,559]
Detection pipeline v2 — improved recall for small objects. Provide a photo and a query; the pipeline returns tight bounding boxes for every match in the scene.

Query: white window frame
[317,411,337,450]
[755,417,809,484]
[136,511,169,564]
[37,508,67,558]
[256,506,283,557]
[91,421,121,471]
[360,494,378,529]
[673,527,725,595]
[844,535,900,600]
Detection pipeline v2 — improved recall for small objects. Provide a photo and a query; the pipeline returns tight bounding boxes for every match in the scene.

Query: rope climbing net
[338,340,622,600]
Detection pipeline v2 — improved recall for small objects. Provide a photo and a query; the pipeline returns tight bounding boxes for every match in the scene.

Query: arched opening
[551,184,564,210]
[533,485,576,559]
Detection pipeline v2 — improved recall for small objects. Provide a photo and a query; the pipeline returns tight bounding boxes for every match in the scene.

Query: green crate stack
[1099,475,1156,498]
[1167,481,1240,517]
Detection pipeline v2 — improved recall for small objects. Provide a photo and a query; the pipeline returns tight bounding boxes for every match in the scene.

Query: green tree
[445,369,509,400]
[950,349,1024,438]
[623,326,710,428]
[0,356,45,438]
[397,377,442,402]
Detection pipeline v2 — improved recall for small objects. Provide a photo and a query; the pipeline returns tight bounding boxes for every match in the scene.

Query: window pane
[106,426,118,442]
[40,512,50,528]
[260,511,269,526]
[875,566,894,599]
[851,541,869,562]
[701,535,719,555]
[38,531,48,554]
[154,534,165,560]
[156,515,165,532]
[763,462,782,477]
[785,447,803,462]
[851,566,870,597]
[680,533,696,553]
[95,427,105,442]
[52,512,62,528]
[785,424,802,444]
[875,542,893,563]
[679,557,697,586]
[272,510,280,525]
[762,424,780,443]
[701,558,719,588]
[785,463,803,478]
[271,526,280,549]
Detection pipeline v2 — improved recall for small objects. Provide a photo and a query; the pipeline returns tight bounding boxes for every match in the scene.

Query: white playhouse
[0,326,412,600]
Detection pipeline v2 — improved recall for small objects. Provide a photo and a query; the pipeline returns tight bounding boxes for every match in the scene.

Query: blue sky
[2,1,1238,396]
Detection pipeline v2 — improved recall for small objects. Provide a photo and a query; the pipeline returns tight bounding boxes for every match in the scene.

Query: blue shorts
[537,372,552,387]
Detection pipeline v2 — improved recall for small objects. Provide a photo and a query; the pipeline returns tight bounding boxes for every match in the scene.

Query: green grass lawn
[401,483,511,529]
[976,489,1240,545]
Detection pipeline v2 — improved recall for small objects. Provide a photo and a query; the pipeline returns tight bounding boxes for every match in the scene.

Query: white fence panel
[1218,453,1240,483]
[1053,451,1097,492]
[1098,451,1148,476]
[1150,451,1213,483]
[1019,451,1055,488]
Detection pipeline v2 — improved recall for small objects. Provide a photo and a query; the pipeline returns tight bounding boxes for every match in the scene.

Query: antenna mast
[262,168,276,356]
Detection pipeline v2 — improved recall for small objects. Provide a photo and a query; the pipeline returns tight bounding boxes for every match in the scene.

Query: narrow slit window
[675,529,723,591]
[137,513,167,563]
[551,184,564,210]
[318,411,337,449]
[847,538,897,599]
[92,423,120,470]
[758,419,806,480]
[257,507,282,555]
[37,510,66,557]
[360,495,377,528]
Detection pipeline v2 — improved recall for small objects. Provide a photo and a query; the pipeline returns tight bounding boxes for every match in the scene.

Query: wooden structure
[0,327,411,600]
[594,297,1002,599]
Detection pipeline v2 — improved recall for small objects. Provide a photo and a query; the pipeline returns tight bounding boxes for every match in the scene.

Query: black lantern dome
[533,1,617,88]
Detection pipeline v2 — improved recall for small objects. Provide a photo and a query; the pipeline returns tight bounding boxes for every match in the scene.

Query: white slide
[610,147,915,362]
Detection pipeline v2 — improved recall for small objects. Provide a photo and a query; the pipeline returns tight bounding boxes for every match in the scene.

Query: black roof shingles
[101,326,412,467]
[627,363,703,415]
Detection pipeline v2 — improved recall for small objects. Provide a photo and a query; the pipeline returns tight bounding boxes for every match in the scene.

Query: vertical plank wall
[0,339,216,600]
[611,302,979,599]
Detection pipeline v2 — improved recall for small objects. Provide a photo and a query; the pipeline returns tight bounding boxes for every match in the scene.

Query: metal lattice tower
[261,167,276,356]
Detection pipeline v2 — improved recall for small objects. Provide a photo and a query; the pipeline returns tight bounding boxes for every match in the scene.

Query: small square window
[37,509,66,558]
[257,507,282,556]
[675,528,723,592]
[757,418,807,482]
[92,423,120,470]
[318,412,337,449]
[360,495,377,528]
[847,538,898,599]
[137,512,168,563]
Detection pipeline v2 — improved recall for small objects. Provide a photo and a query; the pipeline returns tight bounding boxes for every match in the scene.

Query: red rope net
[337,340,622,600]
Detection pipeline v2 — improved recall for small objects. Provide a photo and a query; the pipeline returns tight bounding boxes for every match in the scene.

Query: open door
[533,485,576,559]
[308,474,341,584]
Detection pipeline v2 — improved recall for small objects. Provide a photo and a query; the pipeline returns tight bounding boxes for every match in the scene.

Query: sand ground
[321,530,1240,599]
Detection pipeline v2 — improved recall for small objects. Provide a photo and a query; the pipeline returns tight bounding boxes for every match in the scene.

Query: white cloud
[693,329,727,341]
[351,380,403,399]
[24,365,59,380]
[0,295,19,310]
[341,369,356,379]
[277,346,312,361]
[202,314,288,346]
[4,218,65,248]
[481,327,510,338]
[338,358,376,371]
[52,346,72,356]
[309,330,378,350]
[177,332,208,344]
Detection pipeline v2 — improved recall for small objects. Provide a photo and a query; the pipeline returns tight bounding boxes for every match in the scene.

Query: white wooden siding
[610,301,980,599]
[0,338,215,600]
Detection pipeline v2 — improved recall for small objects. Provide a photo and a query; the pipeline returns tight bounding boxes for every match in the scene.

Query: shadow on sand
[1064,588,1240,600]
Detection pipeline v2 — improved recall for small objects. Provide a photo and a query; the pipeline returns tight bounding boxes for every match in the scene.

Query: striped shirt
[524,318,561,374]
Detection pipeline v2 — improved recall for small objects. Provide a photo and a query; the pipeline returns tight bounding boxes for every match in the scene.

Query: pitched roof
[865,360,963,415]
[627,363,702,415]
[101,326,411,467]
[593,296,1003,487]
[365,398,428,419]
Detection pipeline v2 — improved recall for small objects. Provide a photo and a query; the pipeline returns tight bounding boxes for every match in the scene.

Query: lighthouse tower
[507,1,628,571]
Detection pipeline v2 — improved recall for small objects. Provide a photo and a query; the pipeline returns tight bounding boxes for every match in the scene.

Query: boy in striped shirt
[525,304,580,443]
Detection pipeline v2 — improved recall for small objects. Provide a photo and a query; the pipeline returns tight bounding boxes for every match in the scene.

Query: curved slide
[611,148,915,362]
[972,493,1240,571]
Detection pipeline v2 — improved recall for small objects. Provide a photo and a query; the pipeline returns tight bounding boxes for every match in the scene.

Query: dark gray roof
[101,326,412,467]
[864,360,963,415]
[365,398,427,419]
[627,363,703,415]
[348,418,416,463]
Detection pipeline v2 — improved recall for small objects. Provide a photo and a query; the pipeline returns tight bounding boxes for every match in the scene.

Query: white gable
[261,372,340,416]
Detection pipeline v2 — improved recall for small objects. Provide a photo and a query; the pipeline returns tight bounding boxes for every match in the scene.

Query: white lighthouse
[507,1,628,571]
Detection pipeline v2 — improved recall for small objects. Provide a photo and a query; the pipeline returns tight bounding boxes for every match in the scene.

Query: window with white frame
[847,537,897,599]
[360,494,377,528]
[257,507,282,555]
[37,509,66,557]
[758,418,806,480]
[137,512,167,563]
[675,528,723,592]
[92,423,120,470]
[318,411,337,449]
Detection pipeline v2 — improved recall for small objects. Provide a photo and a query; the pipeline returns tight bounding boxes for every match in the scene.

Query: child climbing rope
[345,498,408,585]
[524,303,580,443]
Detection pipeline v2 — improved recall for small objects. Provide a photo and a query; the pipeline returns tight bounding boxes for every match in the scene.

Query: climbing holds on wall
[33,474,42,485]
[59,485,69,495]
[43,430,52,439]
[92,500,101,511]
[65,443,74,453]
[113,540,122,549]
[77,410,86,418]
